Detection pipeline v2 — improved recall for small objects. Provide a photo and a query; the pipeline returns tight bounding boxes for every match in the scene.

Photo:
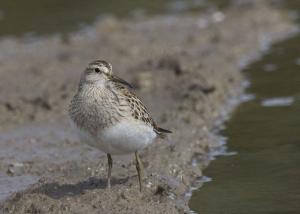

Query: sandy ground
[0,1,297,213]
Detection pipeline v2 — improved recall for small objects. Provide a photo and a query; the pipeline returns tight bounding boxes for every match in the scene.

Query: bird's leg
[107,153,113,189]
[135,151,144,192]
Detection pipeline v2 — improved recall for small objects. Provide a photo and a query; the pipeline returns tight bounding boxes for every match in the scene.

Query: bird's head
[80,60,132,88]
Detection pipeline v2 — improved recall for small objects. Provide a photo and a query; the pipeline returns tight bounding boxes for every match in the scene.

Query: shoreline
[0,2,297,213]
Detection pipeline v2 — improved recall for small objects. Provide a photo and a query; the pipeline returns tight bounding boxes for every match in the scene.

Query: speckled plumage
[69,60,170,146]
[113,83,157,129]
[68,60,171,191]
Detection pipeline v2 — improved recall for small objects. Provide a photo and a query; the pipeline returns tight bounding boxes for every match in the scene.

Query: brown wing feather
[113,83,172,137]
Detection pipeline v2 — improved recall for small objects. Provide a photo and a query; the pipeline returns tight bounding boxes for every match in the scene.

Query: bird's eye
[94,68,101,73]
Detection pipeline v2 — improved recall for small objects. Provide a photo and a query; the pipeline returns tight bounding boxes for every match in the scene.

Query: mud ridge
[0,2,297,213]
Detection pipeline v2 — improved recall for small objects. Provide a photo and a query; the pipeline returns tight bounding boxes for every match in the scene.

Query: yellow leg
[107,153,112,189]
[135,151,144,192]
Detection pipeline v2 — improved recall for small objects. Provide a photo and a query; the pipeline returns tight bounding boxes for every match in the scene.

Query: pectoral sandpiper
[69,60,171,191]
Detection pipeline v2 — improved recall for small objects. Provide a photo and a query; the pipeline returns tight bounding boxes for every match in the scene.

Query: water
[189,19,300,214]
[0,122,102,201]
[0,0,229,37]
[2,0,299,211]
[0,172,38,202]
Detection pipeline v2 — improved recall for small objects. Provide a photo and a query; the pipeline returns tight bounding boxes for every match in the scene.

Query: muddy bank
[0,2,297,213]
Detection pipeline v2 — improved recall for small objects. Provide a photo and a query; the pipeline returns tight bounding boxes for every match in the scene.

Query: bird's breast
[69,87,124,134]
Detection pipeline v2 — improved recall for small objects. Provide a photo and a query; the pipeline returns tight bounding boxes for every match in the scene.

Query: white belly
[75,120,157,155]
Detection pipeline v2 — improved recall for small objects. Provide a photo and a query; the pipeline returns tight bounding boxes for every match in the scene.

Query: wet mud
[0,2,297,213]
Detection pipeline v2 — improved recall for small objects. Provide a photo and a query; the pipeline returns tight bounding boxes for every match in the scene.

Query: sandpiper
[69,60,171,191]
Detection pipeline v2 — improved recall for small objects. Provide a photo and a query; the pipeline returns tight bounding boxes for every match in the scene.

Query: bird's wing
[114,83,172,138]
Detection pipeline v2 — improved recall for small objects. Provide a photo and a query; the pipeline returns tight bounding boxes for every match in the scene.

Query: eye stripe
[88,63,111,74]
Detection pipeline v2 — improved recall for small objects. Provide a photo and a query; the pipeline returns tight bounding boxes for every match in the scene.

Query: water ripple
[261,96,294,107]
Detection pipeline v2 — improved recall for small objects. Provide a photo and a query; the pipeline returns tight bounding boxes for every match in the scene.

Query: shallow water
[0,122,102,201]
[0,172,39,202]
[189,19,300,214]
[1,0,299,211]
[0,0,228,37]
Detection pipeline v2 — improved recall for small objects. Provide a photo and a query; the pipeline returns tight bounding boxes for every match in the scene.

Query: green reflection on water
[0,0,229,37]
[0,0,168,36]
[189,29,300,214]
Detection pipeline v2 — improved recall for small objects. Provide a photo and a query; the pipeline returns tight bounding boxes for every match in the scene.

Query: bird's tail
[155,127,172,139]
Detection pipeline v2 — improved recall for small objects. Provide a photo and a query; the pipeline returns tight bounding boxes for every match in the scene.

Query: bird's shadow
[31,176,129,199]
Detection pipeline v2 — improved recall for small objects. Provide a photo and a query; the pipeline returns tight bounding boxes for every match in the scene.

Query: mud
[0,2,297,213]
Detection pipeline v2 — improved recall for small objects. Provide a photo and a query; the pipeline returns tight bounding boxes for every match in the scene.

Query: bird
[69,60,172,191]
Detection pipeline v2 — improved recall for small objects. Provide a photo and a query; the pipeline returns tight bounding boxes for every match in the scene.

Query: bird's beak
[110,75,133,88]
